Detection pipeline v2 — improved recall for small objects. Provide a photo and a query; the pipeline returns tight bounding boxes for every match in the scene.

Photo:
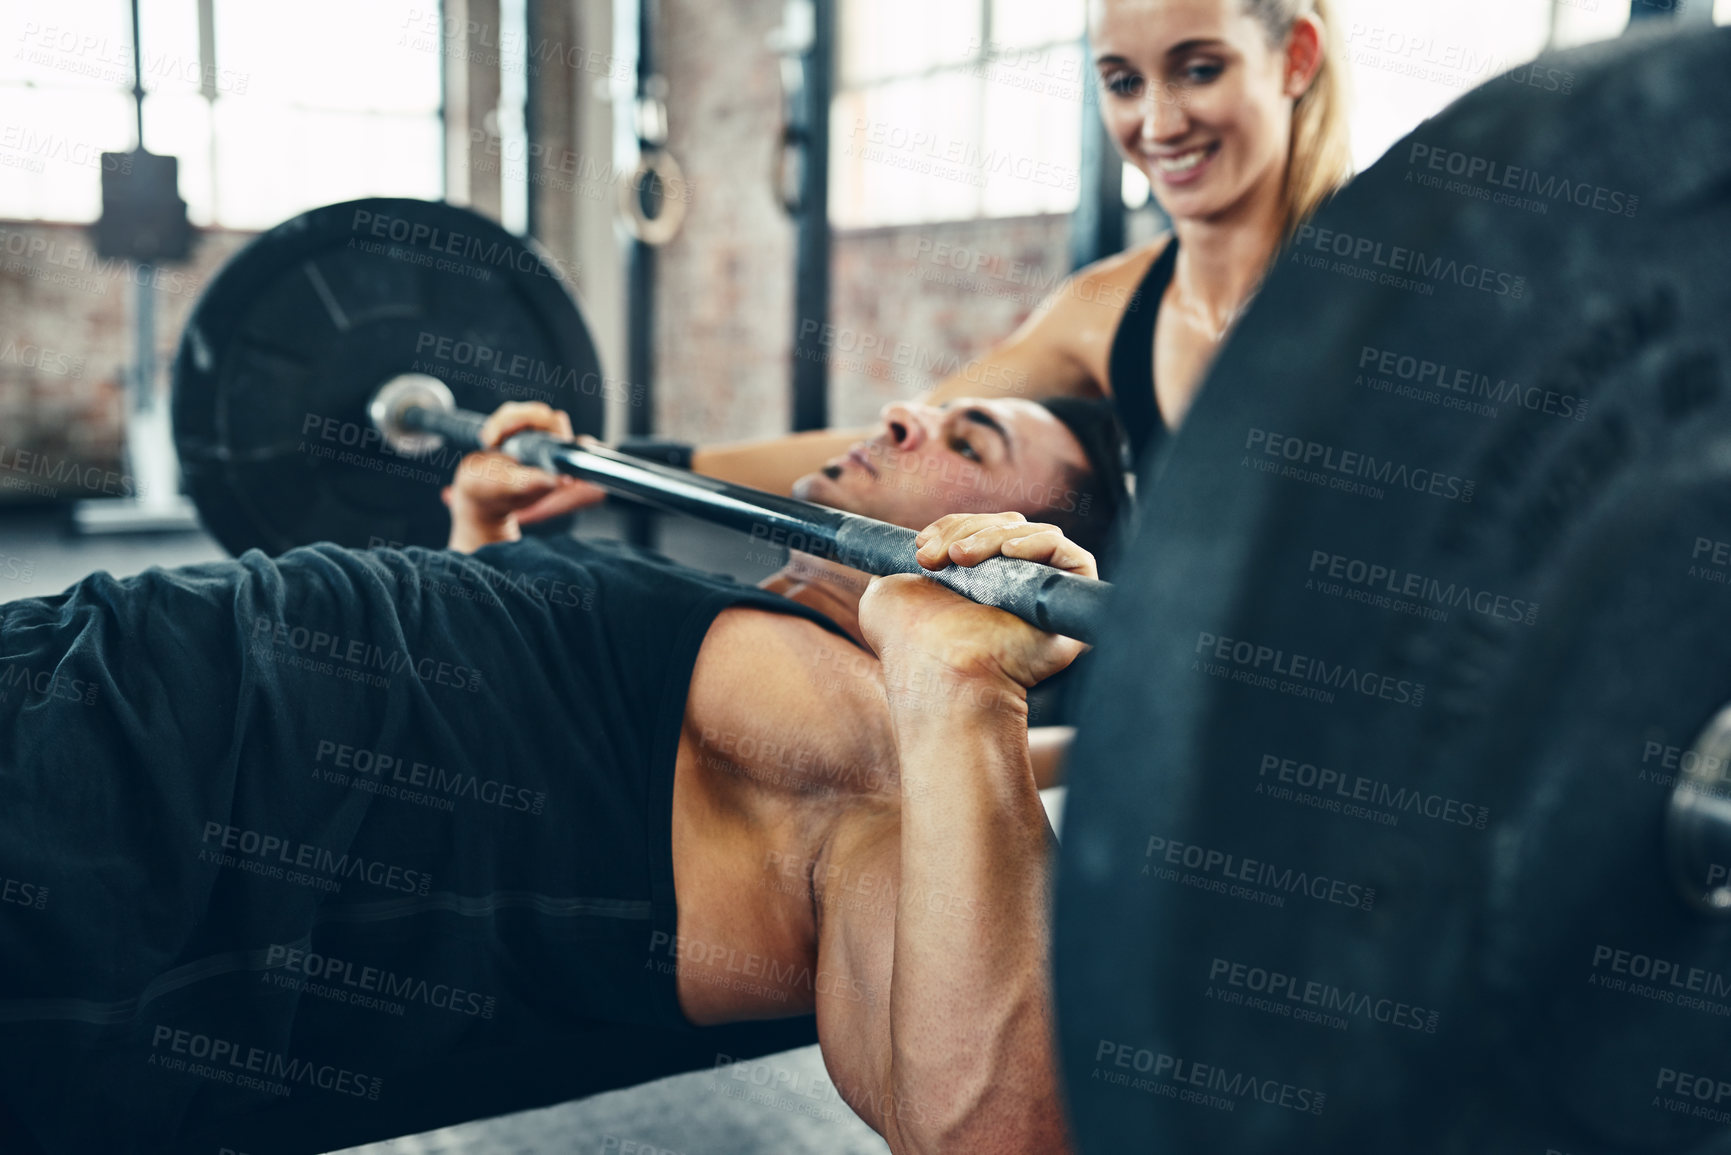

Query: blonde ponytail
[1245,0,1355,238]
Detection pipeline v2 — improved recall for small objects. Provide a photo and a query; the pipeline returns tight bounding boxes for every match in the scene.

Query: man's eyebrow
[959,407,1013,460]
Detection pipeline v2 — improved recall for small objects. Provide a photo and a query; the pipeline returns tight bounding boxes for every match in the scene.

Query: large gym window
[829,0,1087,229]
[0,0,441,228]
[1335,0,1554,172]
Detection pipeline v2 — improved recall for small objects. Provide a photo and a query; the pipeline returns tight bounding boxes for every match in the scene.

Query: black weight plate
[1058,26,1731,1155]
[173,197,606,556]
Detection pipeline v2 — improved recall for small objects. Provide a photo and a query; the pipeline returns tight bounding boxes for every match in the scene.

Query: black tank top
[1106,239,1179,466]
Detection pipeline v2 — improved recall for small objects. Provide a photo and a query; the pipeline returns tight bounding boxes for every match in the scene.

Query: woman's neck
[1169,172,1288,320]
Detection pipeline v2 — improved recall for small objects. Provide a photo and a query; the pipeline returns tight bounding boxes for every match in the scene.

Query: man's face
[793,398,1089,530]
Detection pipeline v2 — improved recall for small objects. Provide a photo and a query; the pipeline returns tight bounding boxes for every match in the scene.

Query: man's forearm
[881,665,1070,1154]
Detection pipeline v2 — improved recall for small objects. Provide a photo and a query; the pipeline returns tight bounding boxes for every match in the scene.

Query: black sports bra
[1105,239,1179,466]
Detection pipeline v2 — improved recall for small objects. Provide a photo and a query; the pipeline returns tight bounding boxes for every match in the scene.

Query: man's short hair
[1036,396,1133,568]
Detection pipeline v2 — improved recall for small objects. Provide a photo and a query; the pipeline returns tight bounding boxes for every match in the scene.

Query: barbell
[172,197,608,558]
[368,374,1112,642]
[170,195,1113,644]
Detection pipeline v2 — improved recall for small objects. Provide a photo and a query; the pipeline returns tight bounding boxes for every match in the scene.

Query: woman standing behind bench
[681,0,1354,489]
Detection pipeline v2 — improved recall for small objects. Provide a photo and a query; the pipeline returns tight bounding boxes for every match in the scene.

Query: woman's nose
[1144,83,1186,142]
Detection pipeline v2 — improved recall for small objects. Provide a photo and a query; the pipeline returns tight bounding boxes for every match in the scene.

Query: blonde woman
[682,0,1354,489]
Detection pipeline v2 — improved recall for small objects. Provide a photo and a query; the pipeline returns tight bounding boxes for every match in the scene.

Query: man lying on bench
[0,399,1113,1153]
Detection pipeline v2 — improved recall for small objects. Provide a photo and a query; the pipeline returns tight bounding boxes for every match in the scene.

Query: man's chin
[792,472,844,510]
[796,472,874,521]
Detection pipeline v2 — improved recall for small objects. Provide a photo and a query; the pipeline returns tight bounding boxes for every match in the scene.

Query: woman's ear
[1284,13,1325,99]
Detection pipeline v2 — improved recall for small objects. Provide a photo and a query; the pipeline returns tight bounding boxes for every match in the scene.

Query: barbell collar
[370,374,460,457]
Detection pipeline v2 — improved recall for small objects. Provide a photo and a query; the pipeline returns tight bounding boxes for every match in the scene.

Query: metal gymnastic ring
[618,150,689,247]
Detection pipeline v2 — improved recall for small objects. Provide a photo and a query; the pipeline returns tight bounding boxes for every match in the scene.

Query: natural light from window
[839,0,1651,229]
[0,0,441,228]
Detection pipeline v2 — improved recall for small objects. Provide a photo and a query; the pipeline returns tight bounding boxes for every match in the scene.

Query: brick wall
[652,0,796,442]
[0,220,254,505]
[3,5,1084,501]
[651,0,1072,440]
[828,213,1070,427]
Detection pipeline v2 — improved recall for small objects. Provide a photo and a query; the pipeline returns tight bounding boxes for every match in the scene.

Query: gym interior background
[0,0,1722,1152]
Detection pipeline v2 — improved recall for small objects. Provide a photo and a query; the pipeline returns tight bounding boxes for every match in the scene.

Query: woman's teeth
[1158,146,1213,173]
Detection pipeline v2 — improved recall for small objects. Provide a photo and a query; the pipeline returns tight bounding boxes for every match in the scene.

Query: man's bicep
[813,809,905,1143]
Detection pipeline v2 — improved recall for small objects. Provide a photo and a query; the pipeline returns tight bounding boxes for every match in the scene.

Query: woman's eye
[1101,71,1144,98]
[951,438,981,462]
[1181,61,1223,84]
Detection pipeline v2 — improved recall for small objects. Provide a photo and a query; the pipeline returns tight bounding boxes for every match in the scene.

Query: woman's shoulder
[1069,234,1173,298]
[995,234,1175,397]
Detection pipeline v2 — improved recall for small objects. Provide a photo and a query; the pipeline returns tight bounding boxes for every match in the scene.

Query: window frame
[831,0,1087,230]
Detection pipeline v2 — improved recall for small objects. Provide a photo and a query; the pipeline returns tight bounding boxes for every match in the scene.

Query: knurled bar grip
[831,517,1108,644]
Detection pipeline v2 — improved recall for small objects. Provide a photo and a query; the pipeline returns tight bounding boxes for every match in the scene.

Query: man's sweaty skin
[669,511,1084,1152]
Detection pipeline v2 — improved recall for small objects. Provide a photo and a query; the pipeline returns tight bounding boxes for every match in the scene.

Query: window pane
[3,1,443,229]
[840,0,983,84]
[137,0,203,96]
[990,0,1085,51]
[974,32,1089,104]
[498,0,529,236]
[214,0,440,113]
[2,0,135,90]
[0,87,135,222]
[831,73,985,228]
[198,0,441,229]
[1552,0,1629,47]
[211,101,442,230]
[1333,0,1550,169]
[979,42,1082,217]
[1122,163,1149,210]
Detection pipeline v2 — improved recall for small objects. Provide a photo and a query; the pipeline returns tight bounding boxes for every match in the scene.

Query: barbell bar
[368,374,1115,645]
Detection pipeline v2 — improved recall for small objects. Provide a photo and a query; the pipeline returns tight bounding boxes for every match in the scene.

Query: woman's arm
[442,243,1164,508]
[687,246,1162,495]
[688,426,873,495]
[684,301,1086,497]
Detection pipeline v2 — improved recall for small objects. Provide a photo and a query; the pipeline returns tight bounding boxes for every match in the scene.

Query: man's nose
[881,402,935,451]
